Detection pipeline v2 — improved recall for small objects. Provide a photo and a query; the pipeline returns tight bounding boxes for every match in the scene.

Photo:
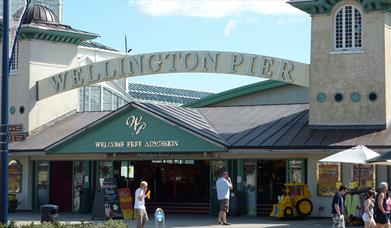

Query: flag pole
[0,0,10,224]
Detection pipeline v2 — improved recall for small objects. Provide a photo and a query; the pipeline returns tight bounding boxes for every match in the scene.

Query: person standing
[362,189,376,228]
[374,182,389,228]
[331,185,348,228]
[216,171,233,225]
[134,181,149,228]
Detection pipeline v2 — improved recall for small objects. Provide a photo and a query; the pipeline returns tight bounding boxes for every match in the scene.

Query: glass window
[112,94,118,110]
[103,88,113,111]
[118,98,127,108]
[36,162,49,208]
[73,161,90,212]
[8,160,21,193]
[89,86,101,111]
[288,160,304,184]
[317,162,341,196]
[334,5,362,50]
[10,41,19,71]
[211,160,226,188]
[96,161,113,188]
[243,161,256,215]
[78,87,85,112]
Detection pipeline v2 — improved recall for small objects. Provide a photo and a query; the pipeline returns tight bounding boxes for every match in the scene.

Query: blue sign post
[0,0,10,224]
[154,208,165,228]
[0,0,30,223]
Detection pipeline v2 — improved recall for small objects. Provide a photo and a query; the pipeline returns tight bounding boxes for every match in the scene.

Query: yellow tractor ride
[270,183,313,218]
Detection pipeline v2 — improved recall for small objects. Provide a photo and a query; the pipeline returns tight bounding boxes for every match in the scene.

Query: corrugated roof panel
[248,110,305,146]
[275,111,309,147]
[262,110,307,147]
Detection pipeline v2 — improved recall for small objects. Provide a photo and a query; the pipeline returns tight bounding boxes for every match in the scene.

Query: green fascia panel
[0,25,98,44]
[289,0,391,15]
[184,80,287,108]
[49,107,225,154]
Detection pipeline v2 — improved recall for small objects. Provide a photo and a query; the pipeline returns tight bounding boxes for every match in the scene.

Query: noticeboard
[317,163,341,196]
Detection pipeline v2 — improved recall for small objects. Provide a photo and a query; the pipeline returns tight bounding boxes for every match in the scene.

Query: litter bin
[40,204,59,223]
[229,192,241,217]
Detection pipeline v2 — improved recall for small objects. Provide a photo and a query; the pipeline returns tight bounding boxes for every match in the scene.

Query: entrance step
[257,203,273,216]
[147,202,210,214]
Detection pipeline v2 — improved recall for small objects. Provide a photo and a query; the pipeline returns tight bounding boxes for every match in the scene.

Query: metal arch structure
[36,50,309,100]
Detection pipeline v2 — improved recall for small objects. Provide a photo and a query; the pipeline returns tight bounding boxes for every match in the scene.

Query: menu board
[102,179,123,219]
[92,178,123,220]
[118,188,133,219]
[352,164,375,188]
[318,163,341,196]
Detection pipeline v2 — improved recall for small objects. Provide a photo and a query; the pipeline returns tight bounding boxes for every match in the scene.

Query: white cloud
[224,19,237,36]
[130,0,305,18]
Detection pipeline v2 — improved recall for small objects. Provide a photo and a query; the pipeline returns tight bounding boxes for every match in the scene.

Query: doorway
[50,161,73,211]
[115,160,210,214]
[257,160,286,216]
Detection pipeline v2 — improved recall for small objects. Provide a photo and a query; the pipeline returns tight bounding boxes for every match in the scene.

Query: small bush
[0,220,128,228]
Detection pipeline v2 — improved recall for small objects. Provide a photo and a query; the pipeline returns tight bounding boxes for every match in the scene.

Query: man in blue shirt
[332,185,348,228]
[216,171,233,225]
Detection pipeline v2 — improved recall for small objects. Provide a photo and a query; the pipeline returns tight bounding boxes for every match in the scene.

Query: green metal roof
[288,0,391,15]
[184,80,288,108]
[0,20,98,45]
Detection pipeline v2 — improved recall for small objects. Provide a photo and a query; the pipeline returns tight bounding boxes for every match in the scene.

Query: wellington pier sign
[37,51,309,100]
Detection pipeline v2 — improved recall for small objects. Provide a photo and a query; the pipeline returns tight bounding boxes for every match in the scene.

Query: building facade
[4,0,391,218]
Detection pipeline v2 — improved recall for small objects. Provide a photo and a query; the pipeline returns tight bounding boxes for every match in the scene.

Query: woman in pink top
[387,192,391,223]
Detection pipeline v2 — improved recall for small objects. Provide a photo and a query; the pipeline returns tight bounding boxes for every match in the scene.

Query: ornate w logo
[125,115,147,135]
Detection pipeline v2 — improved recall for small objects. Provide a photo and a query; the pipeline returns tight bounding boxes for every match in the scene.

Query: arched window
[8,160,22,193]
[335,5,362,50]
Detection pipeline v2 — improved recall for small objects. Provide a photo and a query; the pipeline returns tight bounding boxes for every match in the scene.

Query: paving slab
[8,212,331,227]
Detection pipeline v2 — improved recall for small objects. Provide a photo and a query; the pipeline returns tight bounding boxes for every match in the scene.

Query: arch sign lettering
[37,51,309,100]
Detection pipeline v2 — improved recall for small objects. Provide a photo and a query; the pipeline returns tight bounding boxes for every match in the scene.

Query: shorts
[332,214,345,228]
[375,213,389,224]
[219,199,229,213]
[362,212,375,223]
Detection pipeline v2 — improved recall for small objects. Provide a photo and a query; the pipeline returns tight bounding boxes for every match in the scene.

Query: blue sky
[63,0,311,93]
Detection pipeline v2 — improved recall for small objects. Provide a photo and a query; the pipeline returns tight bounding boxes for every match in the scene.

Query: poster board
[118,188,133,220]
[317,163,341,196]
[91,178,123,220]
[352,164,375,188]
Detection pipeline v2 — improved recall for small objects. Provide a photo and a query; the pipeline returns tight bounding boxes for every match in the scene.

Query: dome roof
[22,4,59,24]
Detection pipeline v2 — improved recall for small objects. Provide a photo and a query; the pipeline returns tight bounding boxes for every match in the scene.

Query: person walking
[362,189,376,228]
[134,181,149,228]
[216,171,233,225]
[331,185,348,228]
[374,182,389,228]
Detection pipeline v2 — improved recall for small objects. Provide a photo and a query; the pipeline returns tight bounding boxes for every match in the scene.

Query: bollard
[154,208,165,228]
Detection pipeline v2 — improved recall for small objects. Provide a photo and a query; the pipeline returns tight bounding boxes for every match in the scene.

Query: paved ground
[9,212,331,227]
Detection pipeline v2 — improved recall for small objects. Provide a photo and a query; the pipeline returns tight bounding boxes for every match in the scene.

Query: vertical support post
[0,0,10,224]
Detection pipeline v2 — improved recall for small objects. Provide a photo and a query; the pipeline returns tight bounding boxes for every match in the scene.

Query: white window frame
[333,4,363,52]
[10,41,19,73]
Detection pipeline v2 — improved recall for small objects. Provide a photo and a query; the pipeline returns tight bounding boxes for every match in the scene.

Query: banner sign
[37,51,309,100]
[118,188,133,220]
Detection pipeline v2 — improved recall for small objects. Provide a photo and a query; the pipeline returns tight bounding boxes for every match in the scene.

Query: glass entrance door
[73,161,91,212]
[210,160,227,216]
[35,161,49,210]
[243,160,257,215]
[257,160,286,216]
